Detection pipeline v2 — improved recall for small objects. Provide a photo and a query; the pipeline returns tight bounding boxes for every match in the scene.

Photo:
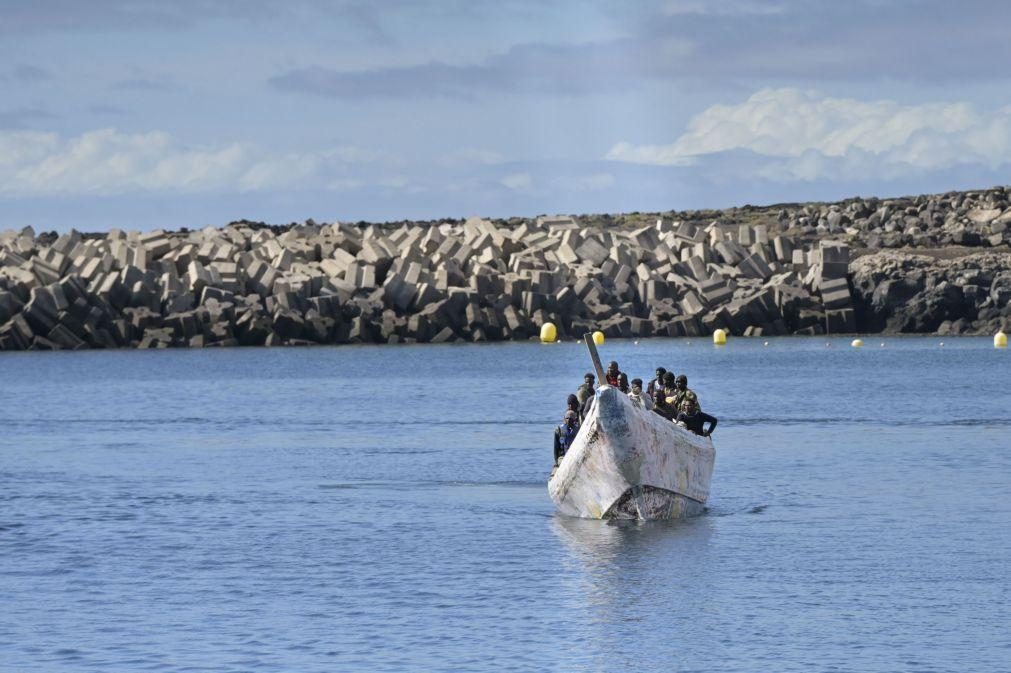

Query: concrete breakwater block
[3,189,1010,350]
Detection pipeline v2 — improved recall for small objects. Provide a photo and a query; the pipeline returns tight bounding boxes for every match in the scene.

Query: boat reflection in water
[549,513,720,666]
[550,514,716,575]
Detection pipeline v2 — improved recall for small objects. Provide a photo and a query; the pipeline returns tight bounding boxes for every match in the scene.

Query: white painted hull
[548,385,715,520]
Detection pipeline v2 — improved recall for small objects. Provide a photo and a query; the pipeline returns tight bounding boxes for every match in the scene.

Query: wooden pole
[583,332,607,385]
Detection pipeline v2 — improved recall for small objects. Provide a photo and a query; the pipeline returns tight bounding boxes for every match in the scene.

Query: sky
[3,0,1011,232]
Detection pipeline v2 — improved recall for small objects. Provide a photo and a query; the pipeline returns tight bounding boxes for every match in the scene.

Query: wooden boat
[547,336,716,520]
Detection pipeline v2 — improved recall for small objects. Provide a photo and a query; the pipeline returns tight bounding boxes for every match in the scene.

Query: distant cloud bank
[0,129,341,196]
[607,88,1011,180]
[9,87,1011,201]
[0,128,507,197]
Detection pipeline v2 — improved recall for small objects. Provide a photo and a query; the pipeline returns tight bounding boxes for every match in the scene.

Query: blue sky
[3,0,1011,231]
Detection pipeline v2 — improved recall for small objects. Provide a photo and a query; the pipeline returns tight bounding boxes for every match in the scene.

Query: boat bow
[548,384,715,520]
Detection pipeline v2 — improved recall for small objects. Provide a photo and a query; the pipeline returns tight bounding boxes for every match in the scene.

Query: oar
[583,333,607,385]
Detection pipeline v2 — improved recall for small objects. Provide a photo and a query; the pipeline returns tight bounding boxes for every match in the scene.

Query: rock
[991,272,1011,306]
[967,208,1002,224]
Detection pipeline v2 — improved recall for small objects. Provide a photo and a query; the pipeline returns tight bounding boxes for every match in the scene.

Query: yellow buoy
[539,322,557,343]
[712,328,727,345]
[851,339,863,348]
[996,330,1008,348]
[592,330,605,345]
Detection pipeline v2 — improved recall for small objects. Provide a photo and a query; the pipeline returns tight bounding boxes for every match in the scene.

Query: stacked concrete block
[818,274,856,334]
[819,277,853,311]
[575,237,609,266]
[818,241,850,283]
[699,276,734,306]
[738,253,774,280]
[137,230,173,260]
[737,225,754,246]
[773,236,794,263]
[6,185,1008,350]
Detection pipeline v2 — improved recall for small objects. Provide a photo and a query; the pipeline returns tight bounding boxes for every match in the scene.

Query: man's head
[584,373,595,385]
[567,394,579,409]
[655,367,666,380]
[681,398,698,414]
[606,360,619,376]
[662,371,676,388]
[563,410,579,426]
[631,378,643,393]
[676,374,688,390]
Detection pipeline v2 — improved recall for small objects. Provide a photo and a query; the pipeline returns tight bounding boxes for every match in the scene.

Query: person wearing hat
[565,394,581,416]
[553,409,581,465]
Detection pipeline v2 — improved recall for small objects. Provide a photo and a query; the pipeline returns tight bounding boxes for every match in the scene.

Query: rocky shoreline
[1,186,1009,350]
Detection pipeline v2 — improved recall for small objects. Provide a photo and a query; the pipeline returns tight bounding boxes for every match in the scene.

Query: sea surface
[1,337,1009,673]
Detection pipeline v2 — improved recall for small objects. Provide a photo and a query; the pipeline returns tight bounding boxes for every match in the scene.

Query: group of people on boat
[553,361,718,465]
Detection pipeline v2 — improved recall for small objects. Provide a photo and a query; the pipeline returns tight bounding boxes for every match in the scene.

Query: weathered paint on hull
[604,485,707,520]
[548,386,715,520]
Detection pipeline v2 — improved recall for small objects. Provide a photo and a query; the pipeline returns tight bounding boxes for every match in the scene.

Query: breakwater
[1,187,1010,350]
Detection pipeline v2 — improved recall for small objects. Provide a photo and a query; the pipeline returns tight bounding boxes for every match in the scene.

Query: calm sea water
[1,337,1009,673]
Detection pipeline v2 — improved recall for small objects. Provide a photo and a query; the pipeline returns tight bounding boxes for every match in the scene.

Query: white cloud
[605,141,695,167]
[0,129,252,195]
[606,88,1011,179]
[0,128,391,196]
[499,172,533,192]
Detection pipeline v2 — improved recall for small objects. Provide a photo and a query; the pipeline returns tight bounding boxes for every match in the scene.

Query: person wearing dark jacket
[553,410,581,464]
[676,398,717,437]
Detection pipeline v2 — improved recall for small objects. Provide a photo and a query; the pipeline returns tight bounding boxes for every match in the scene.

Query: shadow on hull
[603,485,707,520]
